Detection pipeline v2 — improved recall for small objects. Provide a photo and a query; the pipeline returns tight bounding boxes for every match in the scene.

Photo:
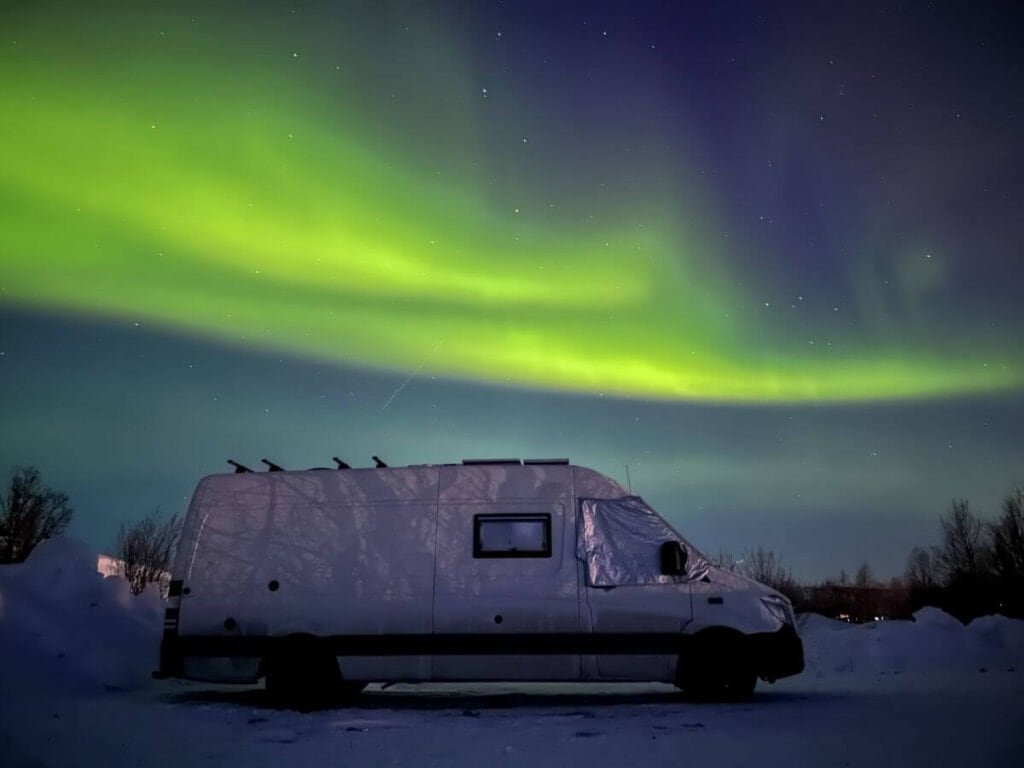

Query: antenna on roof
[227,459,252,474]
[372,455,388,468]
[332,457,351,469]
[261,458,285,472]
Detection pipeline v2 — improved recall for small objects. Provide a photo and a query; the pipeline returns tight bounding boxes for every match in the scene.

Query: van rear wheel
[265,635,355,709]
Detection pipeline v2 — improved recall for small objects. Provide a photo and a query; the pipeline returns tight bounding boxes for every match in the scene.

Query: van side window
[473,514,552,558]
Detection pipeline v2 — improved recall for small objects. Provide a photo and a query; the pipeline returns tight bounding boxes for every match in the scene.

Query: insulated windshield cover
[577,496,710,586]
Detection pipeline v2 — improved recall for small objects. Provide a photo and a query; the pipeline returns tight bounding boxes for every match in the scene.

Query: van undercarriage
[156,625,804,685]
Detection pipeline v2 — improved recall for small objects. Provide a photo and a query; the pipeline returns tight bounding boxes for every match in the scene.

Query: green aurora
[2,3,1020,403]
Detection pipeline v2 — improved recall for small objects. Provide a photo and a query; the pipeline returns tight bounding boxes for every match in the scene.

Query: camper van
[156,459,803,701]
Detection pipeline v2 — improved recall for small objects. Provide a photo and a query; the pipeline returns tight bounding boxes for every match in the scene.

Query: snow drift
[800,608,1024,677]
[0,537,163,694]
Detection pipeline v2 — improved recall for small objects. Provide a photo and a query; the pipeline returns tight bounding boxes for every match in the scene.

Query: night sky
[2,1,1022,580]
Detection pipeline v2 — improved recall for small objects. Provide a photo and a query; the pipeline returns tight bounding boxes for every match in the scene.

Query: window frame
[472,513,553,559]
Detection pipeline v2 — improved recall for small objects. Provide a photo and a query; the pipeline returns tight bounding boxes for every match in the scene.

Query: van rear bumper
[750,624,804,681]
[153,630,183,679]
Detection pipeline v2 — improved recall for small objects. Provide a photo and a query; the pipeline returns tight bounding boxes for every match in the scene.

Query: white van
[156,459,803,701]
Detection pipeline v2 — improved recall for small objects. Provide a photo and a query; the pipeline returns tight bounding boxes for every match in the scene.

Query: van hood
[702,565,788,600]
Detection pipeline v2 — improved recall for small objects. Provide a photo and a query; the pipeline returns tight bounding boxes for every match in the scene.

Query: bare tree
[990,487,1024,615]
[934,498,1000,620]
[818,569,851,588]
[854,562,875,588]
[713,550,738,572]
[0,467,74,563]
[739,546,799,600]
[905,545,941,590]
[116,510,182,595]
[938,499,988,584]
[990,488,1024,579]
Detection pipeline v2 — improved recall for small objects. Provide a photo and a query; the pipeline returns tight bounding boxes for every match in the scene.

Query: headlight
[761,595,794,626]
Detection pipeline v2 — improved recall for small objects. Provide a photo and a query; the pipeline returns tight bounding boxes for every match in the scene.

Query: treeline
[0,466,180,595]
[902,490,1024,620]
[721,486,1024,623]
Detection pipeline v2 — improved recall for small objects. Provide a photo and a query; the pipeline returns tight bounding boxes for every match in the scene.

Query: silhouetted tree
[905,546,941,590]
[854,562,875,588]
[0,467,74,563]
[116,509,182,595]
[904,544,943,612]
[713,550,738,572]
[938,500,989,583]
[936,499,996,619]
[989,487,1024,616]
[738,546,799,601]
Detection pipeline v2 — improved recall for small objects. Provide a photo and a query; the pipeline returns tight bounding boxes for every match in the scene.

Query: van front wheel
[676,630,757,702]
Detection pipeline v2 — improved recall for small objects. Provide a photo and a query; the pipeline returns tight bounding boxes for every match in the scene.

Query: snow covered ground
[2,539,1022,767]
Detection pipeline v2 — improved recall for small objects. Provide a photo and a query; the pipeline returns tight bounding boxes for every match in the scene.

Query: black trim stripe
[177,633,691,657]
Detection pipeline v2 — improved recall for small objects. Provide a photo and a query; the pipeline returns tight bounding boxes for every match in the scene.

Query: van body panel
[432,464,580,680]
[585,584,690,681]
[174,468,439,680]
[571,465,628,500]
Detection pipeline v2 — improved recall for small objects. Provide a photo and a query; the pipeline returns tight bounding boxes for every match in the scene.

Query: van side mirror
[660,541,687,576]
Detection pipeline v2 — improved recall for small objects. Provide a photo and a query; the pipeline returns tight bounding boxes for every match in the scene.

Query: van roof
[196,460,627,499]
[222,458,572,474]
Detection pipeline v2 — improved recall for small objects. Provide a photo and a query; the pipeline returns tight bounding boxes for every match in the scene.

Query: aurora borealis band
[3,0,1021,403]
[1,1,1023,577]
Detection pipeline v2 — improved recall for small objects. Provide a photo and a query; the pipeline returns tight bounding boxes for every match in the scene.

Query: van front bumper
[750,624,804,681]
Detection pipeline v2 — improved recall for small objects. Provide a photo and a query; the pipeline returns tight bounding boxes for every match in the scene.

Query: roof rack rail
[332,457,351,469]
[523,458,570,465]
[261,458,285,472]
[227,459,252,473]
[462,458,522,465]
[372,455,388,468]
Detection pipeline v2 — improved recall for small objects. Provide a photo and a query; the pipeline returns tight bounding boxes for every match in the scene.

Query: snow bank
[0,537,164,695]
[799,608,1024,677]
